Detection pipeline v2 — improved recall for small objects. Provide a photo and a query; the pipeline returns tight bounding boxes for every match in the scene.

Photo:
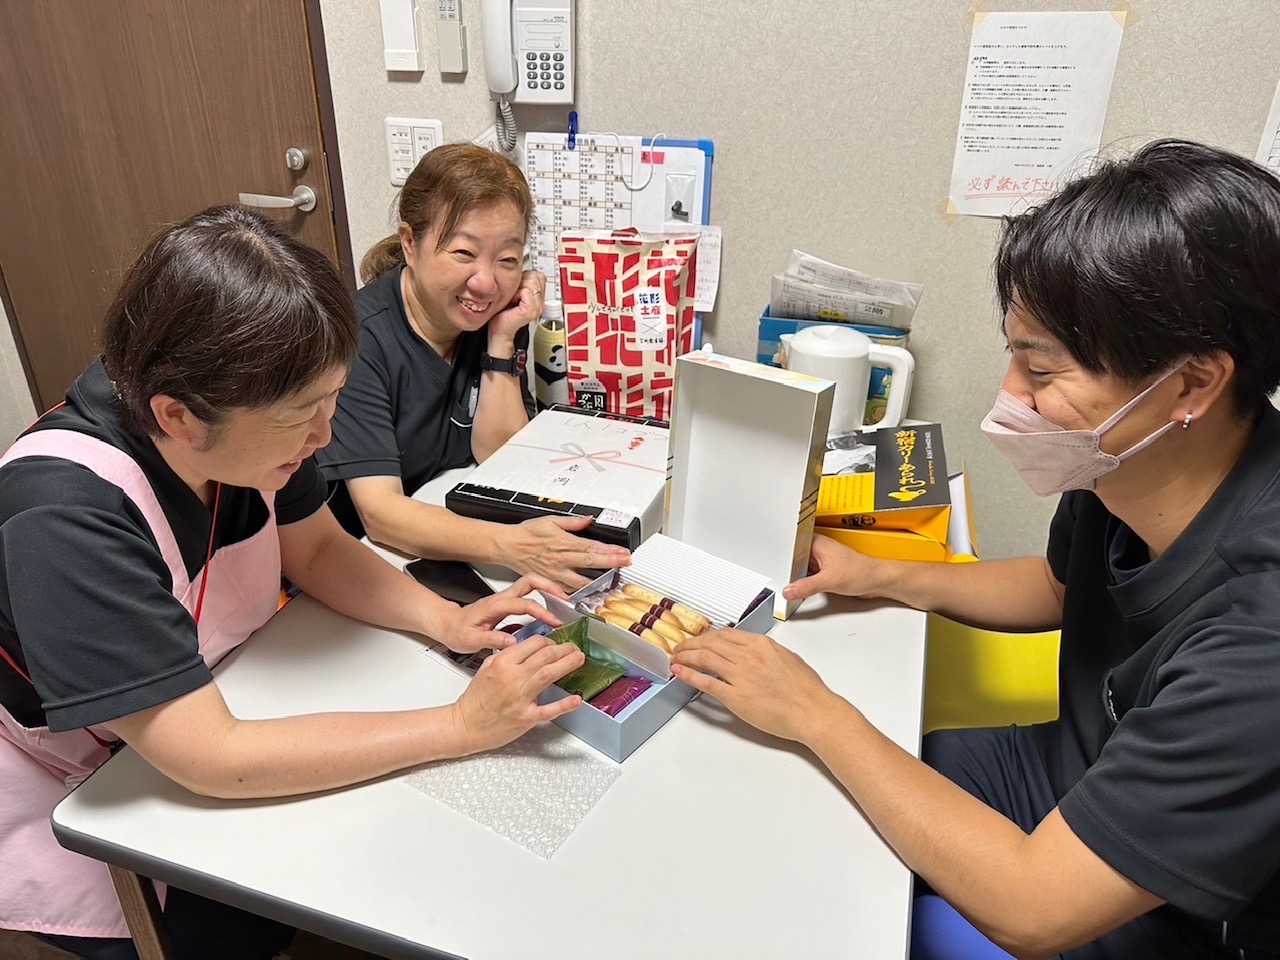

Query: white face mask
[980,365,1184,497]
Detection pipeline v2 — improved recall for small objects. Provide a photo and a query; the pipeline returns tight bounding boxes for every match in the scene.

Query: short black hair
[102,205,359,438]
[995,139,1280,416]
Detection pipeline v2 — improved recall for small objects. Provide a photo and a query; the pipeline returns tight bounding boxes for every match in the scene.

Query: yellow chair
[923,614,1060,734]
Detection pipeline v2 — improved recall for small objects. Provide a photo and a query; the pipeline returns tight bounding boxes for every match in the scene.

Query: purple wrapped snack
[589,675,653,717]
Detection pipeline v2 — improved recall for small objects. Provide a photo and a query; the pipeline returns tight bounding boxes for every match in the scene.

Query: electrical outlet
[384,117,444,186]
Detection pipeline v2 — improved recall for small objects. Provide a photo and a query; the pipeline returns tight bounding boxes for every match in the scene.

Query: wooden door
[0,0,352,411]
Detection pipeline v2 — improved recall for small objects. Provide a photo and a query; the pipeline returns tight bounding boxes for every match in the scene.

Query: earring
[1182,412,1194,430]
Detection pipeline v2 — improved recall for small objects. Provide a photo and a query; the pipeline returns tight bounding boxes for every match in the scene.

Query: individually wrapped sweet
[589,675,653,717]
[557,659,626,701]
[546,617,591,654]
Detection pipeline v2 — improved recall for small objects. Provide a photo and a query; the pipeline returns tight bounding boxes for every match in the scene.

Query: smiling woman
[0,205,588,959]
[317,142,631,591]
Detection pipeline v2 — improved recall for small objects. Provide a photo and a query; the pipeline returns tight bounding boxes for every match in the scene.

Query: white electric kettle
[778,325,914,433]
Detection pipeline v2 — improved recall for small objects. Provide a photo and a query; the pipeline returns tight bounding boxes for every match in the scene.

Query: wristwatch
[481,352,521,376]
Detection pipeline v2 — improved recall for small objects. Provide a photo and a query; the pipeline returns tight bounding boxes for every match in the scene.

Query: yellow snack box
[817,422,950,546]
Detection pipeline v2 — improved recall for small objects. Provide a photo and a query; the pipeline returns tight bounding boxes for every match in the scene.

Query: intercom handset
[481,0,575,105]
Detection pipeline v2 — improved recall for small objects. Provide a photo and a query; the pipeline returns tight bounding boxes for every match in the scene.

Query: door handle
[237,185,316,213]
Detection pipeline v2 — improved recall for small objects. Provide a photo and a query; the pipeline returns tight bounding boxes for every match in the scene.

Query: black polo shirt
[316,265,532,537]
[0,360,326,733]
[1040,405,1280,953]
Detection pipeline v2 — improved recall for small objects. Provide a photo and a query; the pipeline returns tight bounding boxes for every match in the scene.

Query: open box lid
[665,351,834,619]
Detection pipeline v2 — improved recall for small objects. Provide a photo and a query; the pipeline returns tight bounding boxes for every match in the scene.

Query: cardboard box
[521,533,776,761]
[946,469,980,563]
[444,405,668,549]
[756,306,910,426]
[817,422,951,545]
[818,526,950,562]
[817,467,979,564]
[667,351,834,619]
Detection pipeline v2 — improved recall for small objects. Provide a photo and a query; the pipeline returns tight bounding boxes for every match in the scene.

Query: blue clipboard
[642,137,715,340]
[641,136,714,225]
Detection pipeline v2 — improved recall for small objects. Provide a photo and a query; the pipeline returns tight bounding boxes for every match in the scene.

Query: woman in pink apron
[0,206,586,959]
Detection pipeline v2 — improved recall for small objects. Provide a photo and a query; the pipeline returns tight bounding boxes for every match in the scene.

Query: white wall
[0,296,37,444]
[317,0,1280,559]
[2,1,1275,556]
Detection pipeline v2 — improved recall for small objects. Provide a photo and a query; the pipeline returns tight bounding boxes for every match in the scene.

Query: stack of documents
[769,250,921,332]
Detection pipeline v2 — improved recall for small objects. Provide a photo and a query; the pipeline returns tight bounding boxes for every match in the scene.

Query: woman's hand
[433,575,567,654]
[669,629,846,743]
[783,534,890,602]
[450,635,586,753]
[499,516,631,592]
[488,269,547,350]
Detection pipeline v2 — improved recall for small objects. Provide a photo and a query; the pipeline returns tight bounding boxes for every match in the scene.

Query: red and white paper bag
[557,228,699,420]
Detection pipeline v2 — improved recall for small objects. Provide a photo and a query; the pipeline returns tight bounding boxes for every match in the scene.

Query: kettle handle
[776,333,794,367]
[866,344,915,428]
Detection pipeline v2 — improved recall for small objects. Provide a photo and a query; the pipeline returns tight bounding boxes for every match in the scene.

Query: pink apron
[0,429,283,937]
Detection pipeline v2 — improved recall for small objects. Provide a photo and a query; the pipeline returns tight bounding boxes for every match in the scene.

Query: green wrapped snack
[547,617,591,655]
[557,659,626,701]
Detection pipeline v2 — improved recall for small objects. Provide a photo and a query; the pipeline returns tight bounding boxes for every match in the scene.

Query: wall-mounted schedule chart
[524,132,714,304]
[525,133,639,303]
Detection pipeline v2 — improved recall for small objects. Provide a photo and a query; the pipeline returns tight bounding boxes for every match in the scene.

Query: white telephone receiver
[481,0,575,105]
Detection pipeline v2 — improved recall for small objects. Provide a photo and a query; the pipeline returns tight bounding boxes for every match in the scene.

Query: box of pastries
[517,533,775,761]
[513,349,830,759]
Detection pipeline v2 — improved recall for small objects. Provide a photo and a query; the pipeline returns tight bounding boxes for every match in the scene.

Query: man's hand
[783,534,890,602]
[669,628,846,743]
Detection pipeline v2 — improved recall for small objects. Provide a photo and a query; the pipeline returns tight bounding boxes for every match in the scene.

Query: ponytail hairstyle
[360,143,534,284]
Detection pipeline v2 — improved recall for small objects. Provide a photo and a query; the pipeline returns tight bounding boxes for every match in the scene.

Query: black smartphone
[405,558,496,606]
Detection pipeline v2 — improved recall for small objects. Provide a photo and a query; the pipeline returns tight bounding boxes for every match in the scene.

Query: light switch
[385,118,444,186]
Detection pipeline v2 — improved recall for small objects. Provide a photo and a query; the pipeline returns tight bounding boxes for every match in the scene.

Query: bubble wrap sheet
[402,723,621,859]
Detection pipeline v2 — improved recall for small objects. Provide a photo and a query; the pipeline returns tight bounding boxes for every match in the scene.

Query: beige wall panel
[0,295,37,445]
[278,2,1280,556]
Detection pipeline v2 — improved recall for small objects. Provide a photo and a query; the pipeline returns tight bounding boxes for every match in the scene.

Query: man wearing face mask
[667,139,1280,960]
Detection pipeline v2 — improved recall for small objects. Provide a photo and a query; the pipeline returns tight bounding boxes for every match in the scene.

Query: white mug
[778,325,914,433]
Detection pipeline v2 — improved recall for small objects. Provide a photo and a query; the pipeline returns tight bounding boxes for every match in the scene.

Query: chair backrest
[923,613,1060,734]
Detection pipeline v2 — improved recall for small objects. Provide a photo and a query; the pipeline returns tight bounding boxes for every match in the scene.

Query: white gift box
[513,351,832,759]
[667,351,835,619]
[445,406,669,548]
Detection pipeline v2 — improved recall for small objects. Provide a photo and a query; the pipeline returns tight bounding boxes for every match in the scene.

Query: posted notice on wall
[948,11,1125,218]
[1256,79,1280,176]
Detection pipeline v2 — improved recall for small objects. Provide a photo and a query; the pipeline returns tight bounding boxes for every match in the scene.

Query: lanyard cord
[193,481,222,627]
[0,642,30,684]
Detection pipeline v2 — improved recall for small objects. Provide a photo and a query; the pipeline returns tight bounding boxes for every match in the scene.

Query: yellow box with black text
[816,422,950,545]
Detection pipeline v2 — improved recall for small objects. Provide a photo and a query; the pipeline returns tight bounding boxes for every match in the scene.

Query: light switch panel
[385,117,444,186]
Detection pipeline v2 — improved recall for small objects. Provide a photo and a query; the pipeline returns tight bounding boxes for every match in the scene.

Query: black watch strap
[481,352,521,376]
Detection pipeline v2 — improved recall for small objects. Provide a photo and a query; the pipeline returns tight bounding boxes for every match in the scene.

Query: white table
[52,470,927,959]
